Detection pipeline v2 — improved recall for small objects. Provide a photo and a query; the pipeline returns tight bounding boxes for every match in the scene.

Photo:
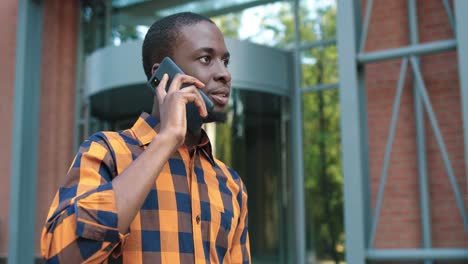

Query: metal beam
[8,0,43,263]
[408,2,432,263]
[367,249,468,261]
[454,0,468,195]
[291,0,306,263]
[302,82,338,93]
[443,0,456,36]
[359,0,373,52]
[285,38,337,51]
[410,57,468,230]
[357,39,456,63]
[114,0,199,15]
[369,58,408,248]
[337,0,368,263]
[199,0,281,18]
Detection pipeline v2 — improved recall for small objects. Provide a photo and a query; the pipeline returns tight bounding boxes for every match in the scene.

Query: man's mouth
[209,91,230,106]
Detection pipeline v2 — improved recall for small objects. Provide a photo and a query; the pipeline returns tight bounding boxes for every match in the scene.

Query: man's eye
[199,56,211,64]
[224,58,230,67]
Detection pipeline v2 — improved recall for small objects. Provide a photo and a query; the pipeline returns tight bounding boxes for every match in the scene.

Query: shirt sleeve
[41,133,127,263]
[230,181,251,264]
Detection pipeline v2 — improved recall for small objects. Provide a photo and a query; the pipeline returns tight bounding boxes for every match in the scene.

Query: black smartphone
[147,57,214,134]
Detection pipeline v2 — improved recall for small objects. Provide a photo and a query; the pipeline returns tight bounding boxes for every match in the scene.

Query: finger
[156,73,169,105]
[179,86,208,117]
[168,74,205,94]
[179,93,208,118]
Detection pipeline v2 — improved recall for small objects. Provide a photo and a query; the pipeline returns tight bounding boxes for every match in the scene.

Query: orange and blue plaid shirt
[41,112,250,264]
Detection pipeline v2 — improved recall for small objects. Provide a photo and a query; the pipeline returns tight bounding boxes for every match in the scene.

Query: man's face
[171,21,232,118]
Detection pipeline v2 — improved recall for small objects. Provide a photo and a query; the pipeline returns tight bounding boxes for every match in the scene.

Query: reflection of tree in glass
[112,25,140,46]
[211,4,342,264]
[268,4,343,263]
[213,3,343,264]
[212,13,241,39]
[301,6,344,264]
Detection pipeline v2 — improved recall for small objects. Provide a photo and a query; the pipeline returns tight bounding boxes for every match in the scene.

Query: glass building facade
[6,1,467,263]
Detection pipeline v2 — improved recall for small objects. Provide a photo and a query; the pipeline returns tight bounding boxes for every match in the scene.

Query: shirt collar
[130,112,216,165]
[196,129,216,166]
[130,112,160,146]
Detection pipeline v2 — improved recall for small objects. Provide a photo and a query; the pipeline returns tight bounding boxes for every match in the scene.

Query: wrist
[150,131,180,154]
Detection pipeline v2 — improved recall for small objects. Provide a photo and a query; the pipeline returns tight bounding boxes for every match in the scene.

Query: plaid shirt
[41,112,250,264]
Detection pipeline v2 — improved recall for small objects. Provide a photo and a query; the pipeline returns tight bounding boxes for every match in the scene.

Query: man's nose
[213,60,231,83]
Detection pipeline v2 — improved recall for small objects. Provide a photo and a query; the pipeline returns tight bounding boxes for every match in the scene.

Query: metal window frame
[337,0,369,263]
[291,0,306,262]
[8,0,44,263]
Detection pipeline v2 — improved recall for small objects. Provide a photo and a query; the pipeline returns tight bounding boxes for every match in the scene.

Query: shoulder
[76,130,138,166]
[214,158,239,179]
[214,158,248,195]
[82,129,138,151]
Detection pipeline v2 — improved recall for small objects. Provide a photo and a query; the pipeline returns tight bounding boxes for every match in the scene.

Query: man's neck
[184,129,202,150]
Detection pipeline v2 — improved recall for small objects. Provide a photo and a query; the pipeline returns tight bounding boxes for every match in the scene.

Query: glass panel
[81,1,108,54]
[299,0,336,41]
[302,44,338,87]
[300,1,338,88]
[303,90,344,263]
[108,1,295,50]
[213,2,292,48]
[213,89,290,264]
[298,4,343,263]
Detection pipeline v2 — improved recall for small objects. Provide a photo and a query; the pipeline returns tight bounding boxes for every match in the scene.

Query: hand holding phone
[147,57,214,135]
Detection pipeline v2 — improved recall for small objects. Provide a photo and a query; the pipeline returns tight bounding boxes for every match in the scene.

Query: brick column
[0,0,17,257]
[35,0,79,257]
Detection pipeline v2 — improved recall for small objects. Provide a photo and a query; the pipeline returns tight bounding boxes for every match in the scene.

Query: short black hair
[142,12,214,80]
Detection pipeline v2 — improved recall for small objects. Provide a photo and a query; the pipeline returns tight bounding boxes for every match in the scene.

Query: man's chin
[204,111,227,123]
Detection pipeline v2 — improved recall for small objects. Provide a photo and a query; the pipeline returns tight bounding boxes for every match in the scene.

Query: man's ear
[151,63,160,76]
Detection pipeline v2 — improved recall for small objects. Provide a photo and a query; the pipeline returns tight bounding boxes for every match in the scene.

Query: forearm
[112,133,177,233]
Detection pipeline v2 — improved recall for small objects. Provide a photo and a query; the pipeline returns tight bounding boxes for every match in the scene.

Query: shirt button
[196,215,201,224]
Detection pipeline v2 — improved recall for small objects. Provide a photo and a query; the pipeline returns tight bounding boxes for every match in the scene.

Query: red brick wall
[364,0,468,255]
[0,0,17,257]
[35,1,79,256]
[0,1,78,257]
